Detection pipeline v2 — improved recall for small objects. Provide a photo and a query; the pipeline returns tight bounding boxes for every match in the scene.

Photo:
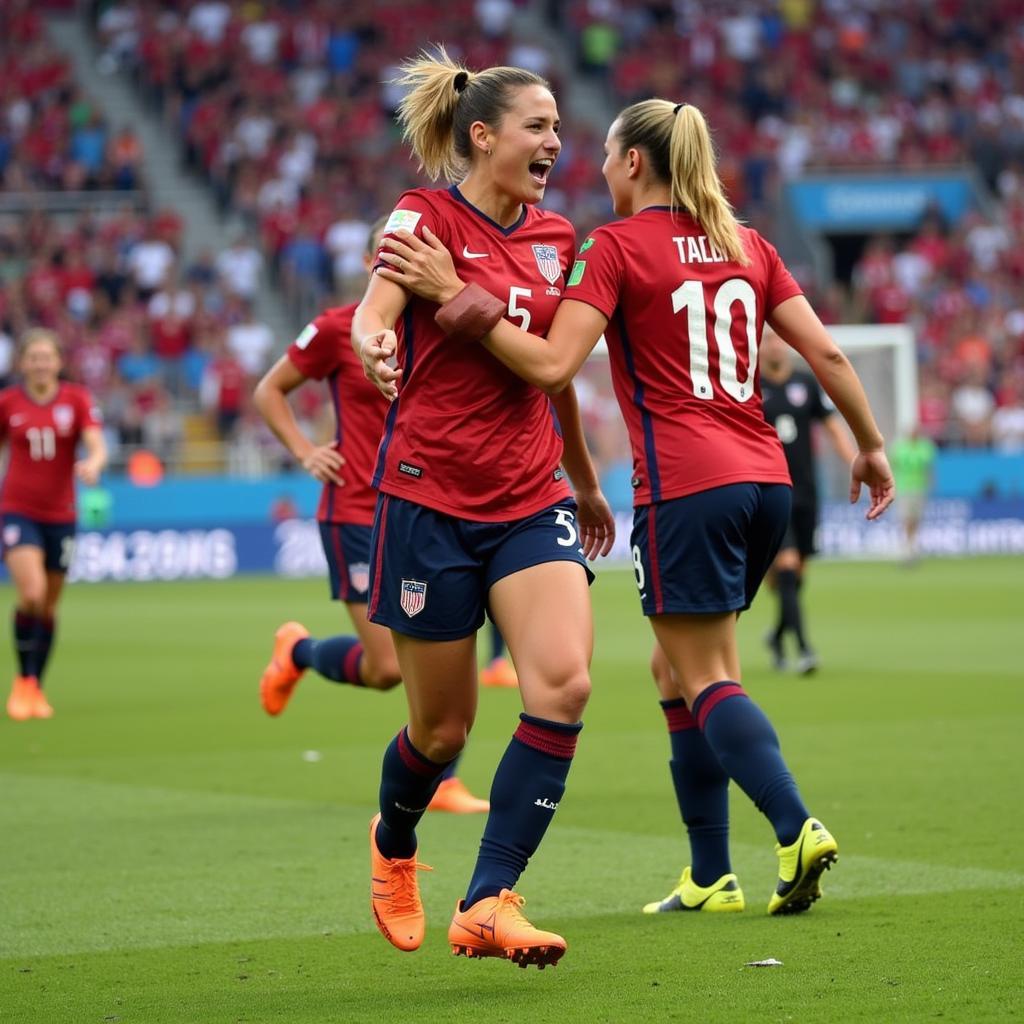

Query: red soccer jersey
[565,207,800,506]
[0,382,101,523]
[287,303,385,526]
[373,187,574,521]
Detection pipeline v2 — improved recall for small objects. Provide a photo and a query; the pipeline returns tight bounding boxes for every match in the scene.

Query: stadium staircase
[44,15,295,349]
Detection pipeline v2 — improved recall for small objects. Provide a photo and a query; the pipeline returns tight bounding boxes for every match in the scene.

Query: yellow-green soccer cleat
[642,867,745,914]
[768,817,838,915]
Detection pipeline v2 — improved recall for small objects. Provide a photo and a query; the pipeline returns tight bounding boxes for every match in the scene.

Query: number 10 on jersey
[672,278,759,403]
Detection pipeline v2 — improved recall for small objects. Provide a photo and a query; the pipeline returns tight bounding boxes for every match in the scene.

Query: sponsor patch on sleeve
[384,209,422,234]
[567,260,587,287]
[295,323,319,350]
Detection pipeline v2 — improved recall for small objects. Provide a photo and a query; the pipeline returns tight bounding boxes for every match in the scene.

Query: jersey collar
[448,185,528,236]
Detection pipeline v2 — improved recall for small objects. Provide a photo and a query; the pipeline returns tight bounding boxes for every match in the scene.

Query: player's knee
[548,667,592,721]
[18,589,46,615]
[360,658,402,691]
[417,722,468,764]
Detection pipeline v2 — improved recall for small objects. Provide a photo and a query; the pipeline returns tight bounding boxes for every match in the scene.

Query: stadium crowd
[0,0,1020,474]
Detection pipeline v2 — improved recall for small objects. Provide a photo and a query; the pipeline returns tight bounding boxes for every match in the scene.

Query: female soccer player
[1,328,107,720]
[352,50,614,967]
[374,98,894,918]
[253,219,488,815]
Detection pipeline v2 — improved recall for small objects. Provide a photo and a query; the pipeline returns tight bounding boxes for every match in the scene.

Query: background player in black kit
[760,327,856,674]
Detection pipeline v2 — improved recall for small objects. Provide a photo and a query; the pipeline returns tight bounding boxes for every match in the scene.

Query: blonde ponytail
[394,47,471,181]
[614,99,748,265]
[669,105,747,265]
[395,46,550,183]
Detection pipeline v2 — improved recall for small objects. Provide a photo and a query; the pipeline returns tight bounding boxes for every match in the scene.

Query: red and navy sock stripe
[513,713,582,760]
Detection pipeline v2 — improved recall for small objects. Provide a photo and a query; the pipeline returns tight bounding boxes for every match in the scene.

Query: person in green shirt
[889,426,936,562]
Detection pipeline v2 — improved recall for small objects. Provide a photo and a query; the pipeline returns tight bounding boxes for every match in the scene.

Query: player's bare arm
[352,275,406,400]
[74,425,108,486]
[769,295,894,519]
[254,355,345,487]
[549,387,615,560]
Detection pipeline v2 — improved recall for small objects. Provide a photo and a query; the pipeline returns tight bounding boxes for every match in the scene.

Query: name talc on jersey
[672,235,729,265]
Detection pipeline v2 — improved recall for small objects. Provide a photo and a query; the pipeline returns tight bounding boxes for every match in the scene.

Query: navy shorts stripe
[368,496,390,620]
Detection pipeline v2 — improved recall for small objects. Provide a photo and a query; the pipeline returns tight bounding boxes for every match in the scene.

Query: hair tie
[673,103,683,115]
[454,71,469,94]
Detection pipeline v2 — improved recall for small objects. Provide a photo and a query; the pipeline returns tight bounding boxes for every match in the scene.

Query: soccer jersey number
[26,426,57,461]
[671,278,759,403]
[508,287,532,332]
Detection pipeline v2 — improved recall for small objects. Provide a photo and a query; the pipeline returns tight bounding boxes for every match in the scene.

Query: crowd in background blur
[2,0,1023,479]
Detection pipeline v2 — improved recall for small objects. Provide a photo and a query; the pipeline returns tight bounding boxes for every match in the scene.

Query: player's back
[567,208,798,505]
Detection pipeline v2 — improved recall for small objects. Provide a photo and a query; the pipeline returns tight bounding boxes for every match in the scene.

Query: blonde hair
[395,46,549,182]
[613,99,748,265]
[18,327,62,360]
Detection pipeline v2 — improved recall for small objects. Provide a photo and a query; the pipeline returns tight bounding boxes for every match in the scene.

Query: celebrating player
[1,328,107,720]
[760,325,857,674]
[353,49,614,968]
[253,218,488,815]
[375,97,894,917]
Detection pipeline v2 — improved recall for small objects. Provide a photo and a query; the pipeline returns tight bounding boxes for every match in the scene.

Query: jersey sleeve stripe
[615,307,662,503]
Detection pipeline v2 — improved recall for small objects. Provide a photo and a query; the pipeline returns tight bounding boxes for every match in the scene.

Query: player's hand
[359,329,402,401]
[302,443,345,486]
[74,458,102,486]
[376,228,465,305]
[575,487,616,560]
[850,449,895,520]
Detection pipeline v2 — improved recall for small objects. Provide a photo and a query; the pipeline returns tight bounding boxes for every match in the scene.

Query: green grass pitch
[1,558,1021,1023]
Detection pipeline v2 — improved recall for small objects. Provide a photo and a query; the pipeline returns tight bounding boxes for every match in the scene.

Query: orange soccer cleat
[427,777,490,814]
[449,889,566,969]
[30,683,54,719]
[7,676,40,721]
[369,813,432,952]
[479,656,519,689]
[259,621,309,716]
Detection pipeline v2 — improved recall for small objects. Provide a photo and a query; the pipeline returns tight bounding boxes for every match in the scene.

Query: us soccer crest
[532,244,561,285]
[52,404,75,434]
[348,561,370,593]
[400,578,427,617]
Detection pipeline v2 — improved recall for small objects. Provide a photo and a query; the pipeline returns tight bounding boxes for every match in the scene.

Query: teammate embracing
[377,97,894,919]
[2,328,107,720]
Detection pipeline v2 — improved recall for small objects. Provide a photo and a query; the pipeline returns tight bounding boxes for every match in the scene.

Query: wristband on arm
[435,283,506,344]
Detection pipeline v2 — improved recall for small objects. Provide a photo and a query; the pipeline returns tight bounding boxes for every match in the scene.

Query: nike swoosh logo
[462,246,489,259]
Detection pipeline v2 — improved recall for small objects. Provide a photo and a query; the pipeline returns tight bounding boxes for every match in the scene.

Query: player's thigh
[345,600,401,687]
[392,632,478,757]
[3,520,48,606]
[489,560,593,722]
[650,612,741,703]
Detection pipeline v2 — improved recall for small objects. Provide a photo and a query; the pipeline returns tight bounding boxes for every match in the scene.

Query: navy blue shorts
[1,514,76,573]
[367,495,593,640]
[631,483,791,616]
[318,521,371,603]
